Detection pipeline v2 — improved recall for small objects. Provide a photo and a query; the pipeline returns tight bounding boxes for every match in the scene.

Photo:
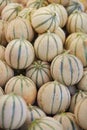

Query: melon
[69,90,87,113]
[5,17,34,42]
[27,0,48,9]
[74,97,87,130]
[31,6,60,34]
[5,38,35,69]
[0,93,27,129]
[54,27,66,44]
[0,87,4,96]
[0,20,7,46]
[51,54,83,86]
[0,45,5,60]
[0,0,11,15]
[28,117,63,130]
[48,0,70,6]
[37,81,71,115]
[67,11,87,34]
[77,71,87,91]
[26,104,46,123]
[1,3,23,22]
[0,60,14,87]
[65,32,87,67]
[18,8,35,23]
[47,3,68,28]
[34,32,63,62]
[66,1,84,15]
[5,75,37,105]
[26,60,52,88]
[54,112,80,130]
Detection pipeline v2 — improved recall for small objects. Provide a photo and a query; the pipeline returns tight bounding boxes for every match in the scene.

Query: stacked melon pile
[0,0,87,130]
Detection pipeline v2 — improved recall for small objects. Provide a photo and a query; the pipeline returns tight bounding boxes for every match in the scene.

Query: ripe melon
[5,38,35,69]
[31,7,60,33]
[74,97,87,130]
[34,32,63,62]
[1,3,23,22]
[69,90,87,113]
[27,0,48,9]
[51,54,83,86]
[28,117,63,130]
[0,93,27,129]
[26,60,52,88]
[0,60,14,87]
[5,75,37,105]
[54,112,80,130]
[5,17,34,42]
[37,81,71,115]
[67,11,87,34]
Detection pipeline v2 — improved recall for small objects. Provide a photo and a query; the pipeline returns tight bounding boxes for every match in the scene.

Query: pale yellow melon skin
[26,105,46,123]
[1,3,23,22]
[18,8,35,23]
[77,71,87,91]
[26,60,52,88]
[54,27,66,44]
[0,60,14,87]
[5,17,34,42]
[69,91,87,113]
[51,54,83,86]
[0,87,4,96]
[65,32,87,67]
[34,32,63,62]
[48,0,70,6]
[0,94,27,129]
[31,7,60,34]
[27,0,48,9]
[5,39,35,69]
[54,112,80,130]
[0,45,5,61]
[5,75,37,105]
[0,20,7,46]
[28,117,63,130]
[48,4,68,28]
[67,11,87,34]
[0,0,11,15]
[74,97,87,130]
[37,81,71,115]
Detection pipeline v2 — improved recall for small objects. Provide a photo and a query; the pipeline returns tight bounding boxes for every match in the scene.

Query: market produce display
[0,0,87,130]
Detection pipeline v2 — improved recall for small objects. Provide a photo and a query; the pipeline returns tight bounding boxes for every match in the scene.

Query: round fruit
[69,90,87,113]
[0,93,27,129]
[27,0,48,9]
[48,3,68,28]
[51,54,83,86]
[28,117,63,130]
[31,7,60,33]
[65,32,87,67]
[0,60,14,87]
[77,71,87,91]
[5,75,37,105]
[5,17,34,42]
[26,60,52,88]
[67,11,87,34]
[1,3,23,22]
[74,97,87,130]
[34,32,63,62]
[54,112,80,130]
[37,81,71,115]
[5,38,35,69]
